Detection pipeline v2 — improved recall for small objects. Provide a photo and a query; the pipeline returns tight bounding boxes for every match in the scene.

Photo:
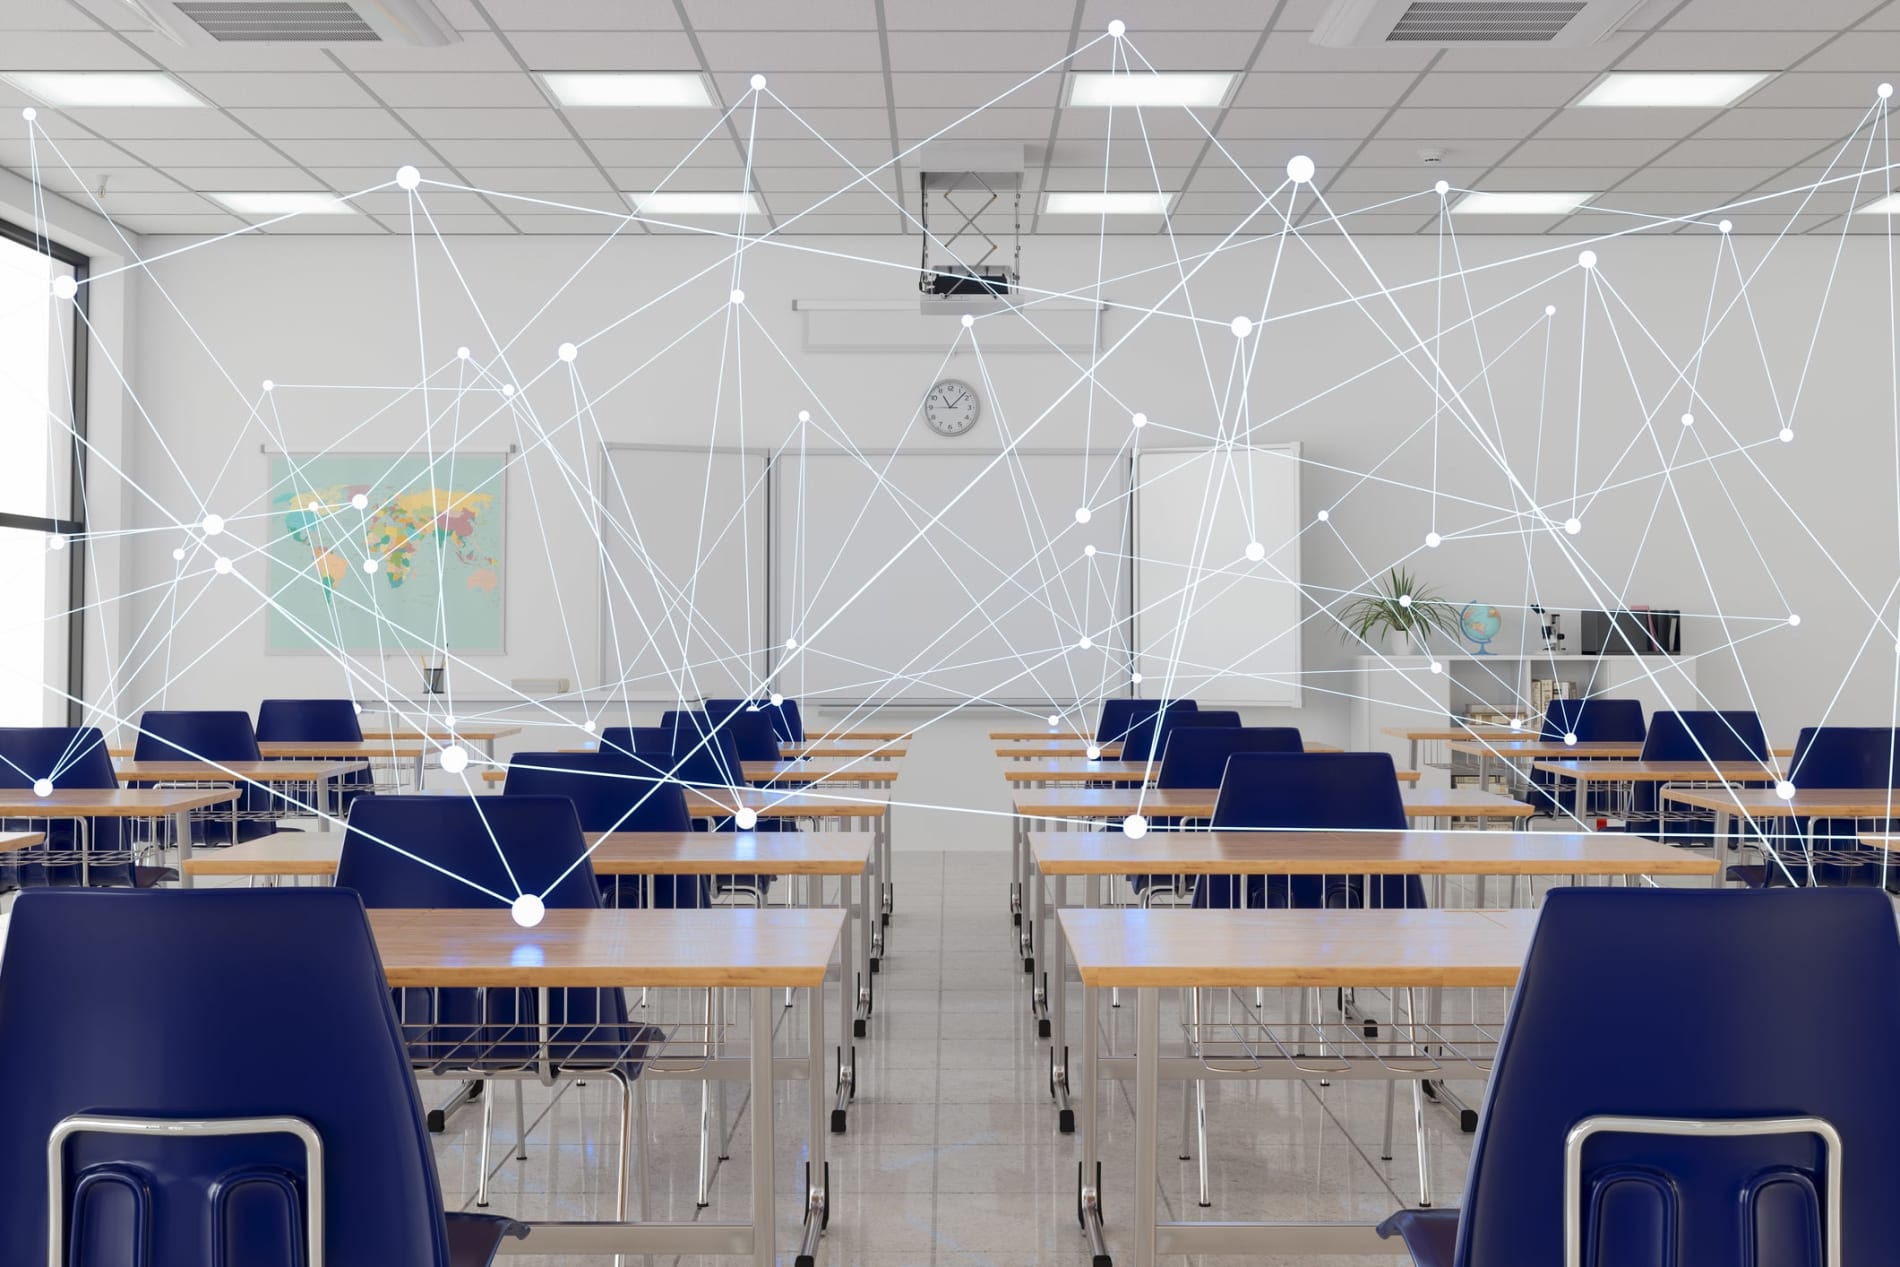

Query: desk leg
[1010,814,1024,931]
[1714,810,1731,887]
[796,973,829,1267]
[867,816,885,971]
[1051,874,1072,1130]
[1133,986,1160,1267]
[1078,970,1108,1265]
[749,987,777,1267]
[173,809,193,888]
[1031,850,1048,989]
[413,749,425,791]
[321,772,336,831]
[879,807,893,928]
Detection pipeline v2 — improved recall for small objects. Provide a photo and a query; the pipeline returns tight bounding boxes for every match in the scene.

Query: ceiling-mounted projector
[916,143,1022,316]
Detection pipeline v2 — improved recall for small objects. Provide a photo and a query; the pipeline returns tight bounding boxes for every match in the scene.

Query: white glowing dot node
[1084,544,1097,557]
[1563,732,1578,746]
[1078,635,1093,650]
[1123,814,1147,839]
[1788,614,1801,627]
[1564,517,1582,535]
[47,534,65,552]
[797,409,811,422]
[736,807,759,829]
[352,702,363,714]
[171,547,185,561]
[502,384,516,397]
[33,778,52,798]
[440,745,468,774]
[21,107,36,121]
[729,288,745,304]
[215,556,232,574]
[1230,315,1252,337]
[1316,509,1330,522]
[786,637,799,650]
[1510,718,1524,730]
[1046,714,1061,728]
[769,692,784,706]
[1430,661,1443,674]
[1578,250,1597,270]
[750,73,767,90]
[363,557,379,573]
[1718,219,1732,234]
[396,165,421,190]
[443,715,456,729]
[351,493,369,510]
[1776,780,1796,800]
[201,514,224,536]
[1245,541,1265,562]
[1424,531,1441,548]
[1287,155,1315,184]
[1397,593,1413,608]
[1131,672,1144,684]
[456,346,470,360]
[1545,304,1556,316]
[582,719,596,733]
[1074,506,1092,524]
[558,341,577,362]
[1086,745,1102,760]
[1108,19,1125,36]
[1779,427,1793,442]
[1434,179,1449,196]
[1132,411,1148,428]
[1882,82,1894,99]
[511,894,544,927]
[960,313,974,328]
[1681,412,1695,426]
[51,275,76,300]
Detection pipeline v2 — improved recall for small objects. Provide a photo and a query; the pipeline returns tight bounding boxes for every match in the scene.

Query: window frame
[0,214,89,725]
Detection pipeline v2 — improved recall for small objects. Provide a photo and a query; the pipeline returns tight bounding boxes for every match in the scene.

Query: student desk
[992,729,1092,741]
[1663,786,1900,886]
[0,831,46,853]
[1446,737,1642,795]
[1380,724,1519,771]
[1060,906,1534,1264]
[113,759,368,830]
[1007,789,1534,966]
[358,723,521,786]
[1532,759,1778,839]
[998,740,1342,760]
[1000,759,1421,786]
[807,728,910,743]
[0,787,237,887]
[572,741,907,761]
[366,907,841,1265]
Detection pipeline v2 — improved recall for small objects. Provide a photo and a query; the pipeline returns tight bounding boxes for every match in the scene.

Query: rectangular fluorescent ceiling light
[210,192,357,216]
[540,72,712,108]
[1453,191,1593,216]
[1576,71,1772,108]
[0,71,203,108]
[1856,193,1900,215]
[627,191,762,215]
[1042,191,1175,215]
[1066,71,1234,108]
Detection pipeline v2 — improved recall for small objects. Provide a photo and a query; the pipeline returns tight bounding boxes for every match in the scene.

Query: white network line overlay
[5,29,1899,914]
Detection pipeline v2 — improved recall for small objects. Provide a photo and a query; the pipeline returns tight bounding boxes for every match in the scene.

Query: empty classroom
[3,3,1899,1265]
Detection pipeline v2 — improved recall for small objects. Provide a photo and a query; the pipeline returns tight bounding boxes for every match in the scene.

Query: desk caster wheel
[854,1018,866,1038]
[1460,1108,1479,1133]
[1059,1107,1074,1133]
[1038,1017,1051,1038]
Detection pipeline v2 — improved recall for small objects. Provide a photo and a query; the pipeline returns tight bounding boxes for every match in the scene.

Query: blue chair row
[1625,710,1772,843]
[0,726,137,888]
[1524,698,1647,816]
[502,751,709,908]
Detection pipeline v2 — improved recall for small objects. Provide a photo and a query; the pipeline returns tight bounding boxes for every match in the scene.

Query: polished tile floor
[423,851,1483,1266]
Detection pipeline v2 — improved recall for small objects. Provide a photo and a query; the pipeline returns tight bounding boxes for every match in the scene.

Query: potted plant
[1339,567,1460,655]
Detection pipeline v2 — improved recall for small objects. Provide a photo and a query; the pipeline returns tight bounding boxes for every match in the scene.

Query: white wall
[114,227,1900,848]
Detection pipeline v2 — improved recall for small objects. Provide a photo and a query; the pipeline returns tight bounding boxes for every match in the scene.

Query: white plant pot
[1387,628,1414,656]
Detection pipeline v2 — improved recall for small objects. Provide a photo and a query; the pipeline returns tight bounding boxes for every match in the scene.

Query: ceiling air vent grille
[173,1,379,41]
[1387,1,1586,41]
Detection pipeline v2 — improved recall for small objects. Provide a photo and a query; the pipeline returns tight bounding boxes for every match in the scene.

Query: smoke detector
[1418,147,1447,164]
[1313,0,1643,47]
[123,0,461,46]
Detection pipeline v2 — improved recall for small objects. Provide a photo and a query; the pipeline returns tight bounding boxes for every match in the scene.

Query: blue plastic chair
[135,710,289,843]
[599,726,670,759]
[502,751,708,908]
[1526,699,1647,816]
[257,697,376,807]
[659,710,746,788]
[1197,751,1424,911]
[1765,727,1900,889]
[719,697,803,743]
[0,726,138,888]
[0,887,521,1266]
[1379,886,1900,1267]
[703,703,783,761]
[335,794,656,1210]
[1119,700,1203,764]
[1157,726,1305,789]
[1095,698,1157,745]
[1625,710,1772,843]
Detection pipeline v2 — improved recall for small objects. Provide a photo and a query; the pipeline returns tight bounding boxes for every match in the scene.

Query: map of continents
[267,454,504,652]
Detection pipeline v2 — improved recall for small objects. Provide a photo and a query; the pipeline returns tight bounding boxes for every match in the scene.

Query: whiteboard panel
[597,446,769,702]
[773,450,1131,705]
[1133,445,1303,706]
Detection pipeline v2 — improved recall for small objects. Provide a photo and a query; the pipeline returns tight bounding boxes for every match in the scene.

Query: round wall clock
[923,379,981,437]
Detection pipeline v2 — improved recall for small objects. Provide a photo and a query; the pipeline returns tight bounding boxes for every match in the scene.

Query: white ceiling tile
[508,31,700,72]
[511,214,645,232]
[0,30,156,70]
[711,72,887,108]
[1251,30,1434,72]
[1068,30,1261,72]
[1662,0,1886,30]
[371,212,518,233]
[47,107,252,139]
[1041,167,1194,192]
[453,166,617,192]
[28,165,178,193]
[1378,108,1561,139]
[163,166,323,191]
[747,166,904,191]
[477,0,681,29]
[490,189,627,212]
[1796,29,1900,71]
[683,0,877,28]
[122,33,332,72]
[893,72,1061,109]
[431,136,594,166]
[885,0,1072,29]
[1293,213,1437,234]
[1504,137,1676,166]
[895,107,1048,140]
[594,138,746,167]
[272,138,433,167]
[1434,34,1640,73]
[888,31,1074,73]
[698,31,887,72]
[356,73,548,109]
[1405,72,1596,109]
[111,137,290,166]
[772,214,906,232]
[1041,137,1206,165]
[255,215,387,234]
[1616,31,1831,71]
[1352,137,1516,166]
[1744,73,1894,107]
[1230,72,1418,109]
[1080,1,1283,31]
[115,214,249,235]
[228,109,413,140]
[2,0,125,30]
[1216,107,1392,139]
[1530,108,1723,139]
[0,136,136,166]
[1056,109,1221,140]
[307,165,454,189]
[329,30,524,72]
[620,136,887,165]
[180,73,377,108]
[771,190,904,215]
[1697,107,1880,140]
[1613,165,1786,192]
[1662,137,1836,166]
[393,108,571,139]
[94,190,219,214]
[353,189,497,214]
[1324,165,1485,192]
[1478,166,1623,189]
[565,107,730,139]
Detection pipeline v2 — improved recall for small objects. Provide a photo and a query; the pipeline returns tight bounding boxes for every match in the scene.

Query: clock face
[924,380,981,437]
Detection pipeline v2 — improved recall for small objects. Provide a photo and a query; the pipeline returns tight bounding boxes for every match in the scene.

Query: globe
[1460,602,1502,655]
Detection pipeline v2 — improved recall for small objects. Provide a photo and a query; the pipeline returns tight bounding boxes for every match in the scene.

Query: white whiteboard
[773,450,1131,705]
[1133,445,1303,706]
[597,446,769,701]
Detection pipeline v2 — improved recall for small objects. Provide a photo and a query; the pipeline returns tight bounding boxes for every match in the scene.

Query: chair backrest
[1538,698,1646,743]
[255,698,364,743]
[135,709,263,761]
[1789,726,1900,789]
[712,707,783,761]
[1095,698,1157,744]
[0,725,117,789]
[1157,727,1303,789]
[1640,710,1769,762]
[502,751,691,832]
[336,794,604,908]
[598,726,672,758]
[658,711,744,787]
[712,698,803,743]
[1453,887,1900,1267]
[1212,751,1409,830]
[0,888,457,1267]
[1120,700,1202,764]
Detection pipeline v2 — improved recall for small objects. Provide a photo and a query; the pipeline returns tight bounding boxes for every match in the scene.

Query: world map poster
[266,453,505,653]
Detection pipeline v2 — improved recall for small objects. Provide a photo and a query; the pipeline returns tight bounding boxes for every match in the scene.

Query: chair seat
[1376,1207,1459,1266]
[445,1211,528,1266]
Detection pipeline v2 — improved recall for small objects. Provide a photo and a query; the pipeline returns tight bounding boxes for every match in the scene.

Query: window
[0,218,87,726]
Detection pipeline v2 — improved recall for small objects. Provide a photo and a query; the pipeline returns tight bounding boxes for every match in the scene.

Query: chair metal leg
[697,987,716,1207]
[512,1080,528,1161]
[1194,1074,1211,1207]
[476,1079,494,1207]
[1408,988,1433,1207]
